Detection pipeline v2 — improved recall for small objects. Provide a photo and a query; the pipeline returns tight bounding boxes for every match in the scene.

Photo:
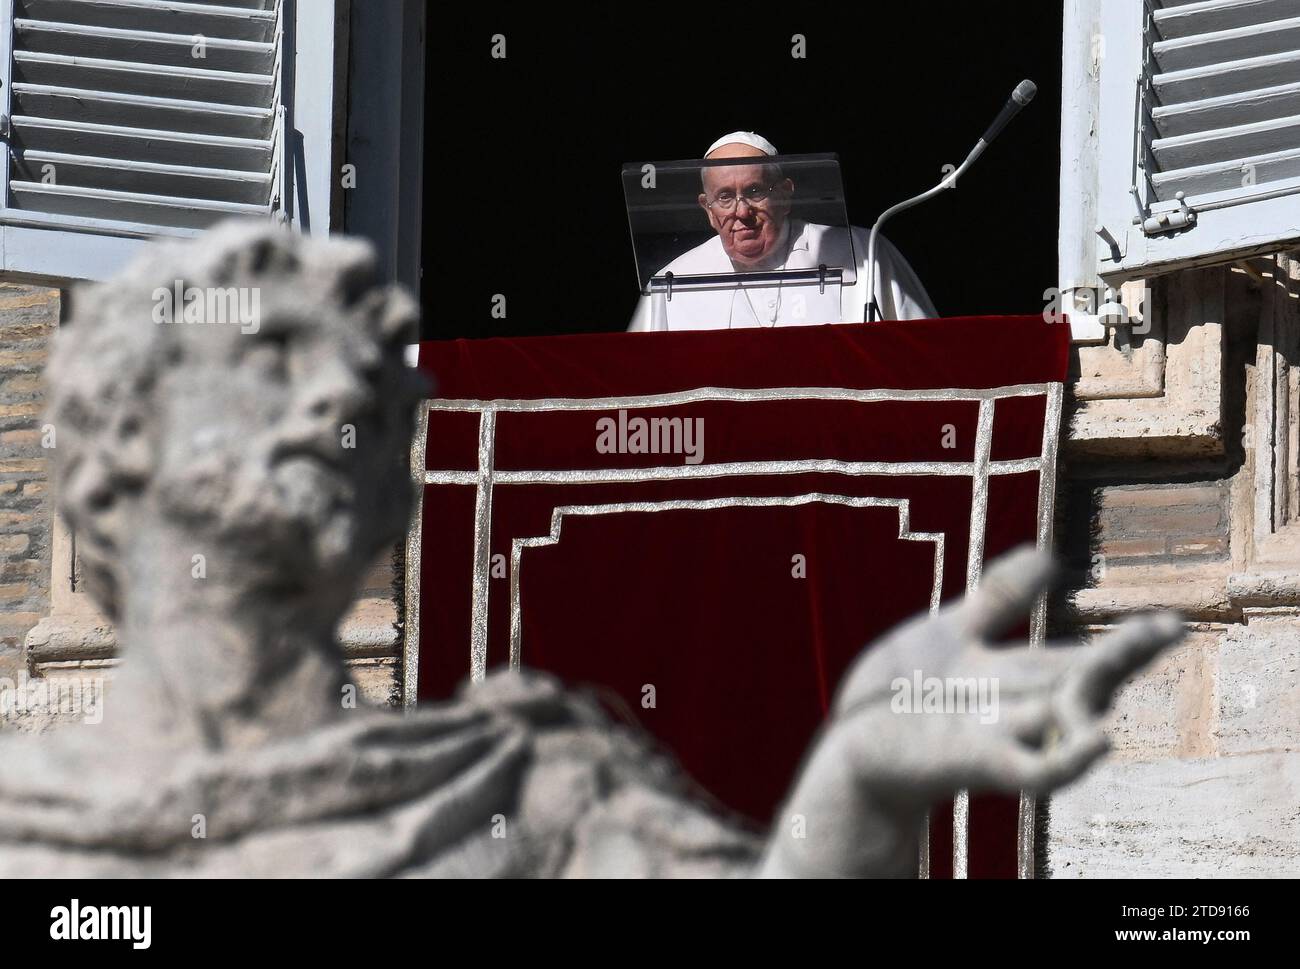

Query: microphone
[981,79,1038,148]
[864,79,1038,322]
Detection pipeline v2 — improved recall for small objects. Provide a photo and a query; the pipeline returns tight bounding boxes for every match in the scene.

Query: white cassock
[628,218,936,331]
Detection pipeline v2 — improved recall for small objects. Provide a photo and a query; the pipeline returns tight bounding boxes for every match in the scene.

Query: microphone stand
[864,79,1036,323]
[863,141,985,323]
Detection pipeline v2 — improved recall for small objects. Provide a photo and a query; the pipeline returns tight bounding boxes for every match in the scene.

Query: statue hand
[760,547,1184,877]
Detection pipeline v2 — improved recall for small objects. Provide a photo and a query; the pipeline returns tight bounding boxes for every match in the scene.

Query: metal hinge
[1138,191,1197,236]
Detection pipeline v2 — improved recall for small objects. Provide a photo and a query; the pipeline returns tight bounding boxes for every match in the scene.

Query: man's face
[698,147,793,268]
[154,304,416,586]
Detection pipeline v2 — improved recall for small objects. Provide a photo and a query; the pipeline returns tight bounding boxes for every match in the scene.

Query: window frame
[0,0,343,284]
[1091,0,1300,284]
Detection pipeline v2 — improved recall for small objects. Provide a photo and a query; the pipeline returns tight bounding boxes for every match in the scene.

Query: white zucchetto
[704,131,778,157]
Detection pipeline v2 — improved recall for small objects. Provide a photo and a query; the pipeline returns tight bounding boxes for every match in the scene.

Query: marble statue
[0,222,1184,876]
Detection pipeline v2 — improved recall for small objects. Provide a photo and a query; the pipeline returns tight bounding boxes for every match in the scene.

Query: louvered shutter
[1091,0,1300,282]
[0,0,302,280]
[3,0,283,229]
[1149,0,1300,198]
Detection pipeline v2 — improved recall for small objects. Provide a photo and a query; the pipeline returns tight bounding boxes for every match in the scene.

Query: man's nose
[303,359,374,424]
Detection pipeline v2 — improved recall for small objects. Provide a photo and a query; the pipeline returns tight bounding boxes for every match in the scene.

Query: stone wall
[0,285,57,682]
[1062,480,1230,574]
[1047,255,1300,877]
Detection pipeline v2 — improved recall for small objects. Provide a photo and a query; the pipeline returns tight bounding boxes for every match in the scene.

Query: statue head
[47,221,428,623]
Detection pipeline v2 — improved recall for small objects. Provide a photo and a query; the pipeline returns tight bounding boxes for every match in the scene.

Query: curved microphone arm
[863,141,985,323]
[862,78,1036,323]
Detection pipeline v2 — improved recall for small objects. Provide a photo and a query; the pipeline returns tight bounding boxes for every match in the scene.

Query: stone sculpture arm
[757,548,1184,878]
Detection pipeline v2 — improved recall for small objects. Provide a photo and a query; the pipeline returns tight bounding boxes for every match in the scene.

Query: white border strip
[427,458,1042,487]
[953,398,997,879]
[506,495,945,670]
[426,383,1052,413]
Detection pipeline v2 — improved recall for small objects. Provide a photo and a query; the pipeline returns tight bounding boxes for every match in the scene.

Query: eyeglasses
[706,184,778,212]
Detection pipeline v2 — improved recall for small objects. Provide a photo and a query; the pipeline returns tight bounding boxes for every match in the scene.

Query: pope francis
[629,131,936,331]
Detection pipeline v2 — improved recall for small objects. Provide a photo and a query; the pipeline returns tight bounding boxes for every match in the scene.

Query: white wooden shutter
[1092,0,1300,282]
[0,0,290,279]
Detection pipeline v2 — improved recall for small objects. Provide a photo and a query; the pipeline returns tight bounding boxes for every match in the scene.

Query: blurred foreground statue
[0,222,1183,876]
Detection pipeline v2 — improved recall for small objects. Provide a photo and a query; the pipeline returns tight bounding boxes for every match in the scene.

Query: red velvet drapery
[416,316,1068,877]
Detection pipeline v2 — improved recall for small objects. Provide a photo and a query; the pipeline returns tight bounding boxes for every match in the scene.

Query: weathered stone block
[0,460,45,474]
[1104,629,1217,760]
[1048,752,1300,877]
[1215,617,1300,756]
[0,374,42,396]
[0,535,30,556]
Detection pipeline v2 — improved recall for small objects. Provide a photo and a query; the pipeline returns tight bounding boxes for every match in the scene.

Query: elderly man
[629,131,936,331]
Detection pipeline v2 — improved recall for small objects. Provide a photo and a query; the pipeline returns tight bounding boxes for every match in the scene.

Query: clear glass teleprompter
[622,153,858,329]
